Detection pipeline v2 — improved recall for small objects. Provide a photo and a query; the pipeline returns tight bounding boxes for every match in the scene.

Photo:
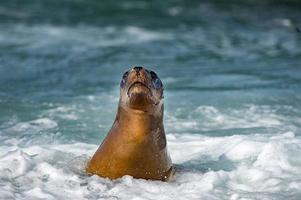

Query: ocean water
[1,0,301,199]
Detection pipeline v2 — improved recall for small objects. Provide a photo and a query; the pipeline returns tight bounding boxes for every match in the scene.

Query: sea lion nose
[133,66,143,72]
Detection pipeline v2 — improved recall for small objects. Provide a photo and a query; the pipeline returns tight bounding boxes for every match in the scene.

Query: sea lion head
[119,66,164,112]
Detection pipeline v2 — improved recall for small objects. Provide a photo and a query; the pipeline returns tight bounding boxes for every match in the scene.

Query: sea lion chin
[86,66,174,181]
[127,82,153,109]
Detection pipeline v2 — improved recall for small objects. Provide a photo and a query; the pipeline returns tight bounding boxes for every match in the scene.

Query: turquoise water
[1,0,301,199]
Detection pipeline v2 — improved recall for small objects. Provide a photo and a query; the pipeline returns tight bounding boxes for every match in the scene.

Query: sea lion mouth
[126,81,159,108]
[127,81,152,97]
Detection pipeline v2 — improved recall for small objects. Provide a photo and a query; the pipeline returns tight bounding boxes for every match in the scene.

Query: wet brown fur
[86,67,173,181]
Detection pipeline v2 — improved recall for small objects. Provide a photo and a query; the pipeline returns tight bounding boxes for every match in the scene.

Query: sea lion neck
[117,105,163,122]
[115,106,164,133]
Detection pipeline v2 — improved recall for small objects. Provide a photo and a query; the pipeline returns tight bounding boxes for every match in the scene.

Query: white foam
[24,187,56,200]
[166,105,288,132]
[5,118,57,133]
[0,149,33,178]
[0,132,300,199]
[30,118,58,129]
[124,26,171,42]
[2,24,172,51]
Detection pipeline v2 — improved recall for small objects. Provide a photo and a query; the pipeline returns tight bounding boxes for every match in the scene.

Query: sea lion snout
[133,66,143,72]
[129,66,150,83]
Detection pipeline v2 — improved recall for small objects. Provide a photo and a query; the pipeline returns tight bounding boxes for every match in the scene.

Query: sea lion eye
[153,78,162,89]
[150,71,157,79]
[150,71,162,89]
[120,71,129,87]
[122,71,129,79]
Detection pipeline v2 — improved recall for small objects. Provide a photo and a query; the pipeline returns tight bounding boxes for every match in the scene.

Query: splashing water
[1,0,301,199]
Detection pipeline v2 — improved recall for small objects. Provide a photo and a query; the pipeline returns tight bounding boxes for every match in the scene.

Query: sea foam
[0,132,300,200]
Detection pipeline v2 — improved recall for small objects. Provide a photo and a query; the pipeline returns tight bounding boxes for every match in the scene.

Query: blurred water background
[0,0,301,199]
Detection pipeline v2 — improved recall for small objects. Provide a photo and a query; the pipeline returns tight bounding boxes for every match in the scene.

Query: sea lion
[86,66,174,181]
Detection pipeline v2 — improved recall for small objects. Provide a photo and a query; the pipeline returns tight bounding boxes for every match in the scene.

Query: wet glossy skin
[86,66,173,181]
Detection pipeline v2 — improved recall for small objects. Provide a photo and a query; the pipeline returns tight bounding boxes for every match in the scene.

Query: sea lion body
[86,67,173,181]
